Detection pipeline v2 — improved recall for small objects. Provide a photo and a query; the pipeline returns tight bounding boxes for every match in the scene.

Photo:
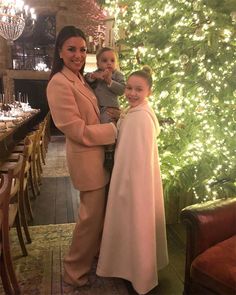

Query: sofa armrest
[181,198,236,257]
[180,198,236,294]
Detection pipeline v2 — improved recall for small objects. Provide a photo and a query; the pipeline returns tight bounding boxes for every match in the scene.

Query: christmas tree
[100,0,236,208]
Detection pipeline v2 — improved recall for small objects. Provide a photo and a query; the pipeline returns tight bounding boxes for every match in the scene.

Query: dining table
[0,103,41,163]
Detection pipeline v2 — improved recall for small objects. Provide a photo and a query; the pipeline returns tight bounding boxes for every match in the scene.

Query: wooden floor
[30,135,186,295]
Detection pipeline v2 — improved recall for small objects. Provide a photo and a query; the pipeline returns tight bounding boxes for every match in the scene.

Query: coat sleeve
[47,76,116,147]
[108,71,125,96]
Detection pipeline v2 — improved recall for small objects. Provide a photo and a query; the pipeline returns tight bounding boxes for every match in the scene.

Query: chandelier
[0,0,36,43]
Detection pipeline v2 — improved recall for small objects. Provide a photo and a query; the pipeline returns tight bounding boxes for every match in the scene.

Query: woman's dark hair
[129,65,153,89]
[49,25,87,80]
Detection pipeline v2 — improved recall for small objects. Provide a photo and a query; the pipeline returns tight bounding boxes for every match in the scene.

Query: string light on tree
[101,0,236,204]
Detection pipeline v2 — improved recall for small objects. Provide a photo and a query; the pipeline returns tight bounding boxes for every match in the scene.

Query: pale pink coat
[47,66,116,191]
[97,101,169,294]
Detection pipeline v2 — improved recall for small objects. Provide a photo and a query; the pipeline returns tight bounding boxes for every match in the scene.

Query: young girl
[96,66,169,295]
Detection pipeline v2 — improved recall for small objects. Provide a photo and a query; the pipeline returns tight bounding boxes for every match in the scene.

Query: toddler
[85,47,125,170]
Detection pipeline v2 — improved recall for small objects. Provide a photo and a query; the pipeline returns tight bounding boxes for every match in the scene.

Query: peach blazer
[47,66,116,191]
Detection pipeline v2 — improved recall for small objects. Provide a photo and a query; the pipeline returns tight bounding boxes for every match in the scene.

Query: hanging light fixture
[0,0,36,43]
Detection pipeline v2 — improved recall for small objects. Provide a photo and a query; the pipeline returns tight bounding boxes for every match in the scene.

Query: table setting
[0,93,40,136]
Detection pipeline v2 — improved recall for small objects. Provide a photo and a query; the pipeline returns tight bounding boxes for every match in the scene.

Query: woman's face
[59,36,87,75]
[125,75,151,108]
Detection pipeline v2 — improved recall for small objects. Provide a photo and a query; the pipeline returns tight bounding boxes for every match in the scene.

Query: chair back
[0,173,12,226]
[20,136,33,192]
[0,168,21,293]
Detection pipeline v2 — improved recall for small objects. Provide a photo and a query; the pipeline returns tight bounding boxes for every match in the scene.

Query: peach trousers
[63,186,106,286]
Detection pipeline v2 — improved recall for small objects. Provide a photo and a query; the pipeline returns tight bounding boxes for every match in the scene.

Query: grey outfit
[85,69,125,123]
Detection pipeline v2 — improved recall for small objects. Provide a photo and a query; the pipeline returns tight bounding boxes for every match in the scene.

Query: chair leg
[0,254,14,295]
[22,217,32,244]
[2,226,21,294]
[31,162,40,196]
[34,160,41,195]
[36,149,43,183]
[36,157,42,184]
[19,189,32,244]
[15,212,28,256]
[24,186,34,222]
[40,143,46,165]
[29,168,37,199]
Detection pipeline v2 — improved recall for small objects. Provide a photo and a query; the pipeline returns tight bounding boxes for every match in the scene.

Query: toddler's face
[97,50,117,72]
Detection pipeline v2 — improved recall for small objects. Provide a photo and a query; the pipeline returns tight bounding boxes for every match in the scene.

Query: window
[12,15,56,71]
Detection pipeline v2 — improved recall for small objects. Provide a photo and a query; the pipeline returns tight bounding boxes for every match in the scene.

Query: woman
[97,66,169,295]
[46,26,117,290]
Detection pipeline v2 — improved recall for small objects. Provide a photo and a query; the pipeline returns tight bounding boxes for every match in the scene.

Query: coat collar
[61,66,79,82]
[61,66,100,117]
[128,101,160,135]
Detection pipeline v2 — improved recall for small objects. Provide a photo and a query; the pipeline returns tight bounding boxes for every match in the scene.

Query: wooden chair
[0,154,28,257]
[20,136,34,223]
[30,116,50,191]
[36,122,45,175]
[39,119,46,167]
[31,128,42,194]
[0,172,18,295]
[7,136,34,228]
[12,113,51,199]
[13,130,41,198]
[44,111,51,151]
[28,113,50,170]
[0,157,26,294]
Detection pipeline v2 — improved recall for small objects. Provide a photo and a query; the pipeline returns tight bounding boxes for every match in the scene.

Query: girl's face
[125,75,151,108]
[97,50,117,72]
[59,36,87,75]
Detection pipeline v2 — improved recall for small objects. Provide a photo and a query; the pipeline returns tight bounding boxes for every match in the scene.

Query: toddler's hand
[90,71,104,80]
[103,69,112,85]
[106,107,121,122]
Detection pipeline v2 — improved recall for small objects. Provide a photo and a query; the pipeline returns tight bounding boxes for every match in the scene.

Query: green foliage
[104,0,236,203]
[204,0,236,13]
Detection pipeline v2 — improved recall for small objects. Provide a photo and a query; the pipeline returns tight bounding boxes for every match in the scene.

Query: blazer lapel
[61,67,100,117]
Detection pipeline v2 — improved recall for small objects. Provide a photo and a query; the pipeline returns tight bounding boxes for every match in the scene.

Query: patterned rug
[0,223,129,295]
[42,135,69,178]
